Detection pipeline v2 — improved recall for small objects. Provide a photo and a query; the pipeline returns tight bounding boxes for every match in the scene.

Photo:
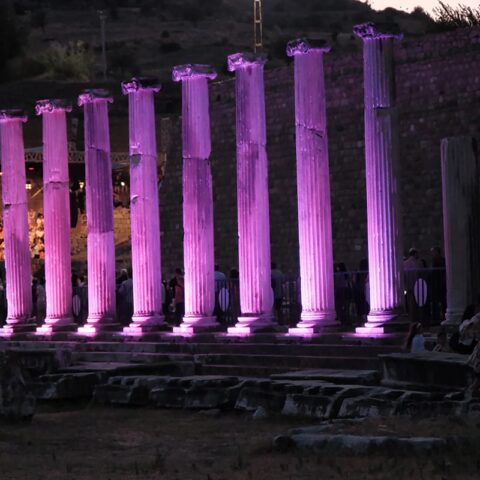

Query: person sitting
[449,306,478,355]
[465,314,480,398]
[404,322,425,353]
[433,327,451,352]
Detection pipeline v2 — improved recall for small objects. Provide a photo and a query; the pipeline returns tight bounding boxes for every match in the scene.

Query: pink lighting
[286,38,337,336]
[35,99,76,335]
[172,64,218,335]
[121,78,166,336]
[354,23,404,335]
[226,53,275,335]
[77,90,119,336]
[0,109,34,336]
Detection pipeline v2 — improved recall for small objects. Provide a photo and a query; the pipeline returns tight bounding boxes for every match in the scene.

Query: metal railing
[0,268,448,326]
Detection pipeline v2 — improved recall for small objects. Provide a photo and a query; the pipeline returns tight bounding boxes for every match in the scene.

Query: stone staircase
[0,333,402,378]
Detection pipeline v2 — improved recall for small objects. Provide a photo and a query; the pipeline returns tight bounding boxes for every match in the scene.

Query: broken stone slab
[271,369,381,385]
[395,400,468,417]
[94,383,150,406]
[0,348,72,376]
[0,351,36,422]
[150,386,186,408]
[282,394,334,419]
[338,396,396,418]
[380,352,472,391]
[274,433,451,455]
[235,386,286,413]
[31,372,101,400]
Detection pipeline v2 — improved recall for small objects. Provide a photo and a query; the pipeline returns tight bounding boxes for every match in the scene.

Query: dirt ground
[1,404,480,480]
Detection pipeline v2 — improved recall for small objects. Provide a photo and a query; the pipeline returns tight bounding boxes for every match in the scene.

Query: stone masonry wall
[159,27,480,276]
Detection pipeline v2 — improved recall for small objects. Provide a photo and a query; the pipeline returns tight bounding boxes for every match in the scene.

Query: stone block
[338,396,395,418]
[235,387,286,413]
[150,386,186,408]
[282,394,333,419]
[33,372,100,400]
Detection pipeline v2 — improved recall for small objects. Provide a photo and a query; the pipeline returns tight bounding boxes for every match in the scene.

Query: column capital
[172,64,217,82]
[228,52,267,72]
[121,77,161,95]
[287,38,331,57]
[0,109,27,124]
[353,22,403,41]
[78,89,113,107]
[35,99,72,115]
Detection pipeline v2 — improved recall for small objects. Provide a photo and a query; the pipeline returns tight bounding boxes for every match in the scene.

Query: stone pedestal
[441,137,480,325]
[354,23,405,335]
[226,53,274,335]
[172,65,218,335]
[0,110,34,336]
[35,100,76,335]
[286,39,337,336]
[121,78,165,336]
[77,90,118,336]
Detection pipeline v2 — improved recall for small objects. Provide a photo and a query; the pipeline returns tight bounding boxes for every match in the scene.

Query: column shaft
[227,53,274,335]
[354,24,404,334]
[172,66,217,335]
[36,101,75,335]
[441,137,480,324]
[287,39,337,336]
[77,91,118,335]
[0,111,33,335]
[122,79,165,335]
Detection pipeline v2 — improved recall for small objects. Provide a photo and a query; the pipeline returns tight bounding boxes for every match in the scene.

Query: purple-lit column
[0,110,34,336]
[35,100,75,335]
[286,39,337,336]
[172,65,218,335]
[441,137,480,325]
[77,90,118,335]
[354,23,404,334]
[227,53,274,335]
[121,78,165,335]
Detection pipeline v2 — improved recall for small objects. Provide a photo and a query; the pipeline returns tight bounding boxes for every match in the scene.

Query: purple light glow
[0,109,34,336]
[286,38,337,336]
[172,65,218,336]
[35,99,75,335]
[354,24,404,333]
[227,53,274,335]
[77,90,118,336]
[121,78,165,336]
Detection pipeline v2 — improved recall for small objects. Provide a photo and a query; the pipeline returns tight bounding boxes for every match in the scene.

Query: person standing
[169,268,185,326]
[403,248,423,322]
[271,262,284,324]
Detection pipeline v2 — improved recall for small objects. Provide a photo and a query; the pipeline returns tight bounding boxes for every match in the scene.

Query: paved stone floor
[2,405,480,480]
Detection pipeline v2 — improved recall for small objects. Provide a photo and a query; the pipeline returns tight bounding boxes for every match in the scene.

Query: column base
[78,315,120,337]
[227,314,275,336]
[288,310,338,336]
[0,322,37,337]
[36,316,77,335]
[442,310,463,326]
[288,323,339,337]
[356,311,408,335]
[173,316,219,335]
[122,313,166,336]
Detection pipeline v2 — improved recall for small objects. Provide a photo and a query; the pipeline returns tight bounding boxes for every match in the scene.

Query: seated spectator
[466,314,480,398]
[449,306,478,355]
[433,327,451,352]
[404,322,425,353]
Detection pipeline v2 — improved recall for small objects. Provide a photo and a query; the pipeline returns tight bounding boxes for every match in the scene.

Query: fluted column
[77,90,118,335]
[35,100,75,335]
[0,110,34,336]
[354,23,405,335]
[172,65,218,335]
[121,78,165,335]
[441,137,480,325]
[227,53,274,335]
[286,39,337,336]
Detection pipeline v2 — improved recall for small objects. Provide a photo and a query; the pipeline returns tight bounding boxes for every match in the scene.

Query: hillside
[4,0,434,85]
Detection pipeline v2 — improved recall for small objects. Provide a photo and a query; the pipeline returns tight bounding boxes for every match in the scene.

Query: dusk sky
[370,0,478,14]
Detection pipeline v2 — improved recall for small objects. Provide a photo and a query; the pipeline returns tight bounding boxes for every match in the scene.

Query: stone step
[195,354,380,371]
[71,351,194,364]
[75,341,398,357]
[200,364,297,377]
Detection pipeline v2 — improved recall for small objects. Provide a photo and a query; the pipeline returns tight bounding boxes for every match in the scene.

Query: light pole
[98,10,107,80]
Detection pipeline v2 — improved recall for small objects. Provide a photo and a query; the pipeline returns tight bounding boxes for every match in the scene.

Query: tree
[0,1,26,79]
[432,1,480,29]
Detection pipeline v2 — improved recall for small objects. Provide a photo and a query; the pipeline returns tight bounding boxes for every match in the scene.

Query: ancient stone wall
[159,27,480,276]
